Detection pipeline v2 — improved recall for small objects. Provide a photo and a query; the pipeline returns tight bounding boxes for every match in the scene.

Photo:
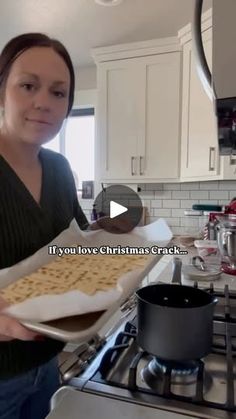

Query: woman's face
[0,47,70,146]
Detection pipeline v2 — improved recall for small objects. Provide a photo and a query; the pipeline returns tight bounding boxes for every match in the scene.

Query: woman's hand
[0,296,41,341]
[90,214,134,234]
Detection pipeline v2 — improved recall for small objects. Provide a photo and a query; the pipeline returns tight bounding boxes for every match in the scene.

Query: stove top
[68,284,236,419]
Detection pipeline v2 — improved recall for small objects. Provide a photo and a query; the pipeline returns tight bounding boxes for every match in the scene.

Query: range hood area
[193,0,236,156]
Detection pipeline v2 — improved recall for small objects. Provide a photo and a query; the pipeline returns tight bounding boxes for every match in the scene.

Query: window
[43,108,95,190]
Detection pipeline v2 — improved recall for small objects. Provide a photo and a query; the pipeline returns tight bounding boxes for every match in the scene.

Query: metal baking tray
[21,253,161,343]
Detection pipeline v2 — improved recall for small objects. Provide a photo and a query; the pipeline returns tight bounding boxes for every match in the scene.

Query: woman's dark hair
[0,33,75,116]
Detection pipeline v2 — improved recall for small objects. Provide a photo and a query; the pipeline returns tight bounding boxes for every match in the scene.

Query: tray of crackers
[0,252,160,342]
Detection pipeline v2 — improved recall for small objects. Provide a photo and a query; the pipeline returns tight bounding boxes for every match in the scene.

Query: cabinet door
[96,60,142,181]
[181,28,219,179]
[137,53,181,180]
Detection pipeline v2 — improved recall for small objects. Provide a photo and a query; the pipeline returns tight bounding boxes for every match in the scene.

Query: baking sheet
[20,251,160,343]
[0,218,172,342]
[2,267,153,322]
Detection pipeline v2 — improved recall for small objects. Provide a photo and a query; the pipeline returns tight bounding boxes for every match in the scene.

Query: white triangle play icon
[110,201,128,219]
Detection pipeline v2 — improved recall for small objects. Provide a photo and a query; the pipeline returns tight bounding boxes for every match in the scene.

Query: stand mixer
[213,199,236,275]
[216,214,236,274]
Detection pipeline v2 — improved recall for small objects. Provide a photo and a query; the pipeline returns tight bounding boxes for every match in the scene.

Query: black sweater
[0,148,89,378]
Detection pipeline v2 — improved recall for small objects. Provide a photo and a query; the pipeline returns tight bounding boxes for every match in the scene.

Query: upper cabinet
[179,9,236,181]
[180,27,220,179]
[93,39,181,183]
[93,9,236,185]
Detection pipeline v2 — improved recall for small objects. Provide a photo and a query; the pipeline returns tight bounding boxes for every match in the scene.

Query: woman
[0,32,105,419]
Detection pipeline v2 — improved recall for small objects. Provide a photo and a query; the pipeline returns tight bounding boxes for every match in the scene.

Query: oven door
[47,386,199,419]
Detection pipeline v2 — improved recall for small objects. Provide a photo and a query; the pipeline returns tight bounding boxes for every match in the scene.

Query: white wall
[74,65,97,90]
[73,66,97,108]
[73,89,97,109]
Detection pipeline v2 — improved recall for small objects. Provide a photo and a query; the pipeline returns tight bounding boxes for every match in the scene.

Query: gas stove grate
[126,349,235,412]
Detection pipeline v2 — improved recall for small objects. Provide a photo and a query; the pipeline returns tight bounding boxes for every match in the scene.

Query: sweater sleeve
[56,153,90,230]
[74,199,90,230]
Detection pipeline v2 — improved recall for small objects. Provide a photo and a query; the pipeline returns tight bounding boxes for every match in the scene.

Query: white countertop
[146,246,236,292]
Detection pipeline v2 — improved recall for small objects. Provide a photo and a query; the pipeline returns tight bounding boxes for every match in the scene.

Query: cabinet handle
[209,147,215,171]
[139,156,145,175]
[131,156,136,175]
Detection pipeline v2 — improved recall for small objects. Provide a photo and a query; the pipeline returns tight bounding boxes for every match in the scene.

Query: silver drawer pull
[209,147,215,171]
[139,156,145,175]
[131,156,136,175]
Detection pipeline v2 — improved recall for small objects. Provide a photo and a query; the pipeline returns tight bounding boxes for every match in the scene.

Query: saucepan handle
[171,257,182,285]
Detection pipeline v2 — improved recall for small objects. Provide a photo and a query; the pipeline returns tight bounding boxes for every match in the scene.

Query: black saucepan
[135,258,218,361]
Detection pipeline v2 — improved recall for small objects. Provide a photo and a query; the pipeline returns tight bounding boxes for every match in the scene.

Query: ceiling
[0,0,212,68]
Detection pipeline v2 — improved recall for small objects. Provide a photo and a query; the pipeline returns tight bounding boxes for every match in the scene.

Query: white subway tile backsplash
[171,226,187,235]
[172,191,190,199]
[163,200,180,208]
[145,183,163,191]
[209,191,229,200]
[139,190,155,199]
[80,180,236,236]
[200,181,219,190]
[163,183,181,190]
[172,209,185,217]
[180,200,198,208]
[219,180,236,190]
[181,226,201,235]
[190,191,209,199]
[154,190,172,199]
[153,209,172,217]
[151,200,162,208]
[180,217,199,227]
[181,182,200,190]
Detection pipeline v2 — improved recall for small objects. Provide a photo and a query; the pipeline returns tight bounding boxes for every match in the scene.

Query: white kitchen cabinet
[179,9,236,181]
[94,42,181,183]
[139,54,180,181]
[96,59,141,181]
[180,27,220,180]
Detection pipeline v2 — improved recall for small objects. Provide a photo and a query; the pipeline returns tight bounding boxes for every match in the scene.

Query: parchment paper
[0,218,172,322]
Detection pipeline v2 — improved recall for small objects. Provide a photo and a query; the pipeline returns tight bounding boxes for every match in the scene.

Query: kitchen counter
[145,240,236,292]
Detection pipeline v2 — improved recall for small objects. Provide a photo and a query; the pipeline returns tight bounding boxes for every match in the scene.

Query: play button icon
[110,201,128,219]
[93,184,143,234]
